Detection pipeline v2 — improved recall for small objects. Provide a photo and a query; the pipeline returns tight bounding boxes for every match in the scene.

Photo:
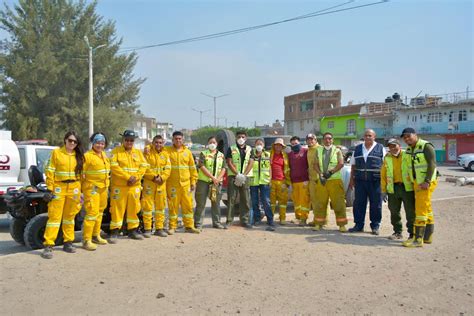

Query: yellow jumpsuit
[307,144,320,222]
[141,147,171,231]
[165,145,198,229]
[82,150,110,241]
[109,146,147,230]
[43,147,82,246]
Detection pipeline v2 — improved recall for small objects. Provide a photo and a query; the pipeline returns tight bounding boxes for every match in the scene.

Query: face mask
[291,144,301,153]
[255,145,263,152]
[324,145,332,150]
[237,138,245,146]
[208,143,216,151]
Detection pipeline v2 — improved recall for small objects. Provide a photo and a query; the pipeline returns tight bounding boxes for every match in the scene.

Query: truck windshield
[35,148,53,173]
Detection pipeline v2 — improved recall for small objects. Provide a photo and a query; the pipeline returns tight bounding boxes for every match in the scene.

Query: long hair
[63,131,84,175]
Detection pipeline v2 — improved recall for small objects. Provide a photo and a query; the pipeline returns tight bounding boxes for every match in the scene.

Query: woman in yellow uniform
[41,131,84,259]
[81,133,111,250]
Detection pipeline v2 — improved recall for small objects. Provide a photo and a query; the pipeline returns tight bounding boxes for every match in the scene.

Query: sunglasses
[66,138,78,144]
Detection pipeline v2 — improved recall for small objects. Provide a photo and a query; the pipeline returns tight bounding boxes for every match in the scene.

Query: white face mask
[237,138,245,146]
[208,143,217,151]
[324,145,332,150]
[255,145,263,152]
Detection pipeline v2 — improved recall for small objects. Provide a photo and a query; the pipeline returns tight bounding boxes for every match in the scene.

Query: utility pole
[84,36,106,137]
[201,92,230,127]
[192,107,211,128]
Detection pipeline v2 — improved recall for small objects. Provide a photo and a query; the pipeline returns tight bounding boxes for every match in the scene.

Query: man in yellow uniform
[380,138,415,240]
[141,135,171,238]
[165,131,200,234]
[306,133,320,225]
[312,132,348,232]
[401,128,438,247]
[109,130,148,243]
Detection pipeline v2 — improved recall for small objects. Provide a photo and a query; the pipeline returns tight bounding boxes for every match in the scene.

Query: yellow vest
[316,146,342,180]
[227,145,252,176]
[197,149,225,183]
[250,150,271,186]
[405,139,437,183]
[384,151,413,193]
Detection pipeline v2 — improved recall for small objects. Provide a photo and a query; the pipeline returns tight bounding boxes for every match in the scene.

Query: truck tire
[24,213,63,250]
[345,187,354,207]
[469,162,474,172]
[9,217,26,245]
[216,129,235,155]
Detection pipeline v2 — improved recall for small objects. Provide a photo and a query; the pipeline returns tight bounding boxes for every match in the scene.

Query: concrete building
[284,85,341,138]
[255,119,285,136]
[156,122,174,140]
[319,103,366,147]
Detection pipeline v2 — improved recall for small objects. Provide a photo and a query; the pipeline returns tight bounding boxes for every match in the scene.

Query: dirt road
[0,167,473,315]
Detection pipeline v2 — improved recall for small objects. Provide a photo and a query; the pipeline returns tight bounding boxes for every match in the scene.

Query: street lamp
[201,92,230,127]
[84,35,106,137]
[191,107,211,128]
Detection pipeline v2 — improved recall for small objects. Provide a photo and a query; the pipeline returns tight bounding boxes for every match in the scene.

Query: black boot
[108,229,119,244]
[424,224,434,244]
[128,229,144,240]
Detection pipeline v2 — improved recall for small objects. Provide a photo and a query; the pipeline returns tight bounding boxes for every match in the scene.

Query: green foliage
[0,0,144,145]
[190,126,261,144]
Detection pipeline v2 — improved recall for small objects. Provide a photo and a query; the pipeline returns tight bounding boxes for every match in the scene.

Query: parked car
[457,153,474,172]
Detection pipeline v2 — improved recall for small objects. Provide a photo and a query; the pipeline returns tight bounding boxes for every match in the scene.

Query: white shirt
[350,142,387,165]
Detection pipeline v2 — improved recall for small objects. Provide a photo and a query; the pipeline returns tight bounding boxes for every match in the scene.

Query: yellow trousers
[308,179,318,222]
[109,185,141,230]
[43,182,82,246]
[414,180,437,227]
[141,180,167,230]
[270,180,288,221]
[313,179,347,226]
[292,181,310,220]
[82,184,108,241]
[167,183,194,229]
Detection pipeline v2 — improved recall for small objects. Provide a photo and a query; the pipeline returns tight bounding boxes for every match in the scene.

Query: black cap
[120,130,138,138]
[400,127,416,137]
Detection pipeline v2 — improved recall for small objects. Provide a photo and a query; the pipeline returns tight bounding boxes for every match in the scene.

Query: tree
[190,126,261,144]
[0,0,144,145]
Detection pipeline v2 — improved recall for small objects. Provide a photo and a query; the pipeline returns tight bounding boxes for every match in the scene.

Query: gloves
[323,171,332,179]
[234,173,247,187]
[319,176,327,186]
[382,193,388,203]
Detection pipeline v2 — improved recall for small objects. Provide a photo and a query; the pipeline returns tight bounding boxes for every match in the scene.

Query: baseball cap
[400,127,416,137]
[306,133,316,140]
[120,130,138,138]
[387,138,400,145]
[273,138,285,146]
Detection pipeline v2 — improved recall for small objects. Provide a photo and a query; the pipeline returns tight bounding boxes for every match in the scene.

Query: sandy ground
[0,166,473,315]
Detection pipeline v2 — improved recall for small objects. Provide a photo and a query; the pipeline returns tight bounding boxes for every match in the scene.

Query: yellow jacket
[165,145,197,187]
[110,145,148,187]
[82,150,111,189]
[381,151,404,193]
[144,147,171,183]
[45,146,80,191]
[307,144,320,181]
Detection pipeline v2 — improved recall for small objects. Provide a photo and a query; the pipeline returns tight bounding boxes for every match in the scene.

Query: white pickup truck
[0,131,56,214]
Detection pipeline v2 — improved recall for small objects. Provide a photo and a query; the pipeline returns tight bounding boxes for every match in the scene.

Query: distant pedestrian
[349,129,386,235]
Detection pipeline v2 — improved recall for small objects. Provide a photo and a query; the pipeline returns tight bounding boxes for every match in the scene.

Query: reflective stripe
[85,215,97,221]
[182,213,193,219]
[84,170,109,175]
[55,171,76,176]
[169,215,178,219]
[123,168,139,172]
[355,168,381,172]
[155,210,165,215]
[142,211,153,216]
[416,216,427,220]
[300,207,310,212]
[170,165,192,170]
[110,162,119,166]
[294,206,301,210]
[280,205,287,209]
[62,220,75,225]
[46,222,61,227]
[110,221,123,226]
[127,218,140,223]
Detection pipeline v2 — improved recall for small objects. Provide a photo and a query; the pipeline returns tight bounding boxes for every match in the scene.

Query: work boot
[128,229,144,240]
[63,242,76,253]
[195,224,202,232]
[299,219,307,227]
[92,235,108,245]
[388,232,403,240]
[143,230,152,238]
[108,229,119,244]
[154,229,168,237]
[424,224,434,244]
[403,226,425,248]
[312,224,322,231]
[338,225,348,233]
[213,223,225,229]
[167,228,176,235]
[265,225,275,232]
[348,225,364,233]
[185,227,201,234]
[82,240,98,251]
[371,228,380,236]
[41,246,53,259]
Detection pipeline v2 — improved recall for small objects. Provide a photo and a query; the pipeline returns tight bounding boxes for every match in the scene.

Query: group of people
[40,126,438,259]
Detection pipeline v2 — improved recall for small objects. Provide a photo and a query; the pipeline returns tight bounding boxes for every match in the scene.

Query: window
[411,115,417,123]
[346,119,356,134]
[449,110,467,122]
[289,105,294,113]
[36,148,53,173]
[327,121,334,129]
[427,112,442,123]
[18,148,26,169]
[299,100,314,112]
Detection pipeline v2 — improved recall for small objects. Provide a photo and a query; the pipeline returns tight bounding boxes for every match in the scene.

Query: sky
[2,0,473,130]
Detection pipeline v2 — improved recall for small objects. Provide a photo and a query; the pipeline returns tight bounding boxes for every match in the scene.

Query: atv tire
[9,217,27,245]
[24,213,63,250]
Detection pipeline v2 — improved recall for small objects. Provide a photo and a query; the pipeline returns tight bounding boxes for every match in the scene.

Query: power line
[118,0,388,54]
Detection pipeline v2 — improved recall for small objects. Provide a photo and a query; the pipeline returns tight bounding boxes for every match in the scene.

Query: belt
[61,180,78,183]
